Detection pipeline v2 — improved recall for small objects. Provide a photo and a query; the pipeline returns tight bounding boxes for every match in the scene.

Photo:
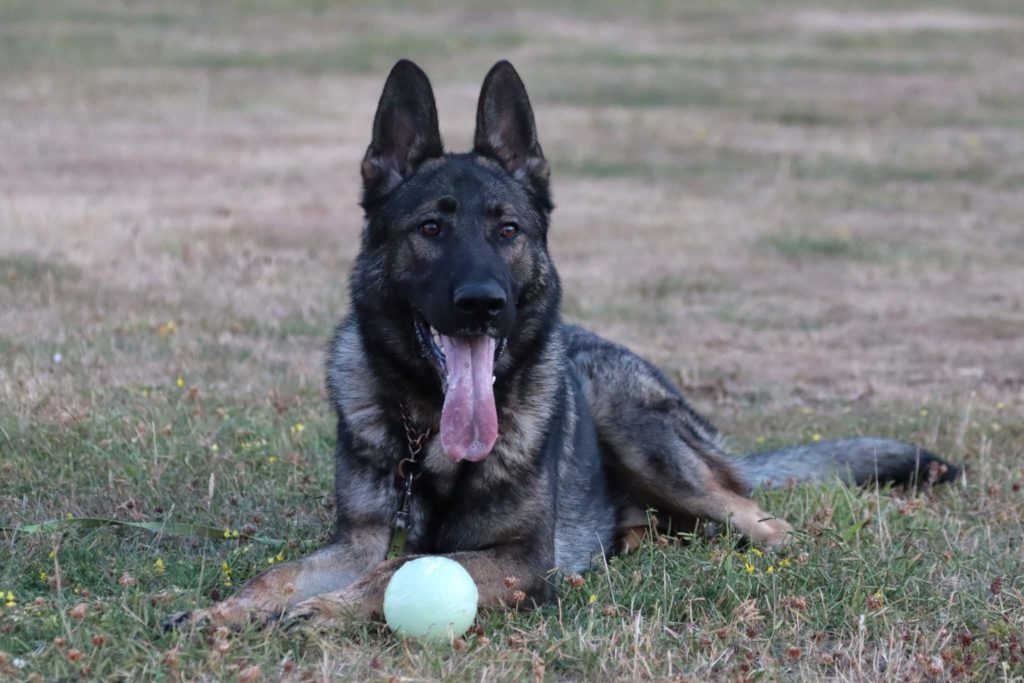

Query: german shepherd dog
[168,60,958,630]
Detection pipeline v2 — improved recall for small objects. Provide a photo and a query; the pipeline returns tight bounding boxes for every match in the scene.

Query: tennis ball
[383,557,478,642]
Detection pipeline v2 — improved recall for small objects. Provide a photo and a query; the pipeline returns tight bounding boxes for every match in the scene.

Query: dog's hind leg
[603,421,793,549]
[566,327,792,549]
[163,524,388,630]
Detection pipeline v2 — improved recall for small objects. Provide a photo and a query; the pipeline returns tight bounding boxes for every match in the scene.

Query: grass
[535,76,743,109]
[2,0,1024,680]
[759,230,887,263]
[0,254,80,290]
[1,399,1020,680]
[559,150,1014,190]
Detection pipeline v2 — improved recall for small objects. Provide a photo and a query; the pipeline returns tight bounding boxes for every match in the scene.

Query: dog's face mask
[354,60,554,463]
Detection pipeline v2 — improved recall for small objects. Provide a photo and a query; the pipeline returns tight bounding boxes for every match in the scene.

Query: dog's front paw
[281,589,365,630]
[163,603,281,632]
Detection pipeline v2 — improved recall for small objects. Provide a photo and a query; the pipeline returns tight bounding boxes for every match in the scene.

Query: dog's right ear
[361,60,443,204]
[474,61,550,207]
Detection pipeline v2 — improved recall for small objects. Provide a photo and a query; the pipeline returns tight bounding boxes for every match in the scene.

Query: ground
[1,0,1022,680]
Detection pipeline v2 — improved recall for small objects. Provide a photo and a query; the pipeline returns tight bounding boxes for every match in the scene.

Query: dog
[166,59,959,631]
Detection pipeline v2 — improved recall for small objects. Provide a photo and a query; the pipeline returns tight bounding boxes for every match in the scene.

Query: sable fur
[164,59,959,632]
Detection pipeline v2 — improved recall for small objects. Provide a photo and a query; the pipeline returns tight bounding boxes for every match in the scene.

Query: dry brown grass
[3,1,1022,414]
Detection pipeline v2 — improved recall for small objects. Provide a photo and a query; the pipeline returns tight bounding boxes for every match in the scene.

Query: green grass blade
[3,517,287,546]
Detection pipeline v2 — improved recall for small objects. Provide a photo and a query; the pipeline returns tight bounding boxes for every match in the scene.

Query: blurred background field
[1,1,1022,680]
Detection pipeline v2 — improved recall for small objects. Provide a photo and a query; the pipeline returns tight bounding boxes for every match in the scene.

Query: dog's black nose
[453,282,507,320]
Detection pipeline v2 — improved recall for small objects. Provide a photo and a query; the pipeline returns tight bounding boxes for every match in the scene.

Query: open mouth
[414,318,506,463]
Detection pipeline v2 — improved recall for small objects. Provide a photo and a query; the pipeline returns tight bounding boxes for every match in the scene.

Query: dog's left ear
[474,61,550,203]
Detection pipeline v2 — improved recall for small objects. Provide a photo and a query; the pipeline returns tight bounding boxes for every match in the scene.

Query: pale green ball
[383,557,479,642]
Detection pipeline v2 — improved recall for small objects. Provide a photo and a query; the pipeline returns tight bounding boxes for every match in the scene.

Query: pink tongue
[439,335,498,462]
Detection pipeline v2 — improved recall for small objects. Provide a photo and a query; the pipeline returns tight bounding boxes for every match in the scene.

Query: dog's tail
[734,437,961,490]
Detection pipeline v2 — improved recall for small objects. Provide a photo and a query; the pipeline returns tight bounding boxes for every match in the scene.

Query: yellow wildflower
[812,433,822,442]
[588,594,597,604]
[154,558,166,573]
[290,422,305,435]
[920,409,928,417]
[745,563,756,574]
[766,565,774,575]
[176,376,185,388]
[267,455,277,464]
[5,591,14,607]
[275,551,284,562]
[39,571,48,582]
[778,558,791,569]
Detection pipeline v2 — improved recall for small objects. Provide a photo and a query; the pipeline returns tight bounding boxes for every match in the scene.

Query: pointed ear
[362,60,443,203]
[473,61,550,200]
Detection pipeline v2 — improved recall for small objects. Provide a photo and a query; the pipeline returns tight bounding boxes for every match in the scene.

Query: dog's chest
[397,429,537,552]
[418,436,517,496]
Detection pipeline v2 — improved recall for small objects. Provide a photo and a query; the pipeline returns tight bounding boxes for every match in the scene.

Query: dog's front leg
[164,524,388,630]
[281,547,547,627]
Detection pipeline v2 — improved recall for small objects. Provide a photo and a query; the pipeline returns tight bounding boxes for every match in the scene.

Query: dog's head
[350,60,560,463]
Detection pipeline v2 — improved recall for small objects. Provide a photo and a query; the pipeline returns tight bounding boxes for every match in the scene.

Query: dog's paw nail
[161,611,192,632]
[281,606,317,631]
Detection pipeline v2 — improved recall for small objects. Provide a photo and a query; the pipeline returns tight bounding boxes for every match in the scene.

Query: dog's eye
[499,223,519,238]
[420,221,440,237]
